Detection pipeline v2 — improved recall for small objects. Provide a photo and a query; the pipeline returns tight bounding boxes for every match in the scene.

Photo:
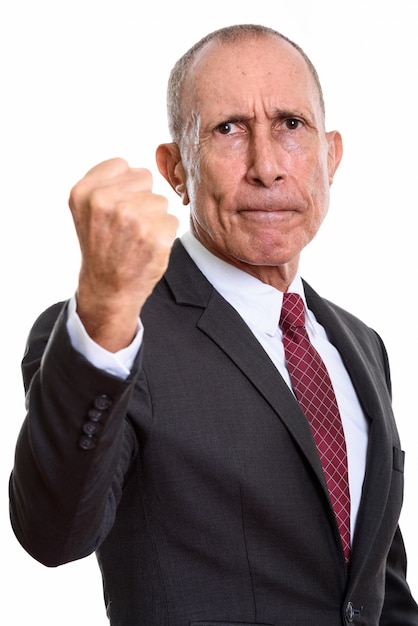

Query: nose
[246,130,286,188]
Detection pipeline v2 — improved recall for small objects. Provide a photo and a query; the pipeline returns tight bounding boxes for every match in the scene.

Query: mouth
[235,195,302,214]
[237,206,298,218]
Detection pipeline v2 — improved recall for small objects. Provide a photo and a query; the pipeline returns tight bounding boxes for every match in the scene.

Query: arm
[9,158,178,566]
[9,302,140,566]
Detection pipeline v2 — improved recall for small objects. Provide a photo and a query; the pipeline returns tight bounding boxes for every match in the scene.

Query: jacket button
[345,601,354,622]
[78,434,97,450]
[88,407,103,422]
[94,394,113,411]
[82,420,100,436]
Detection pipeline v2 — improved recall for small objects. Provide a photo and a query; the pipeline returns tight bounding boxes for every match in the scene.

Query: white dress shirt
[67,230,369,542]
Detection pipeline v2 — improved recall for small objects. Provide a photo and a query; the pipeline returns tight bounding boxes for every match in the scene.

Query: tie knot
[280,292,306,330]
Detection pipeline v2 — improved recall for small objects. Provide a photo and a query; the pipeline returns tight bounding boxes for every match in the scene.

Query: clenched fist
[69,158,179,351]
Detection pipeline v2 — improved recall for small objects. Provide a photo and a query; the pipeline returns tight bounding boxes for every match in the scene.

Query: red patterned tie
[280,292,351,566]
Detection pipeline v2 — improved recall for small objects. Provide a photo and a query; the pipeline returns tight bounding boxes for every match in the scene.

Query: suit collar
[180,230,308,338]
[164,239,212,307]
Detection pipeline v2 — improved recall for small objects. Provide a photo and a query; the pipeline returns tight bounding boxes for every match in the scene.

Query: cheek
[187,167,221,234]
[188,153,232,211]
[308,190,330,239]
[306,156,331,209]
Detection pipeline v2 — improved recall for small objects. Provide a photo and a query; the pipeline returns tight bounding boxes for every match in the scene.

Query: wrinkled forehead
[181,35,322,122]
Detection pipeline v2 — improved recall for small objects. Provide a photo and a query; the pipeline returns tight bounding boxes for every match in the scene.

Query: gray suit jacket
[10,240,418,625]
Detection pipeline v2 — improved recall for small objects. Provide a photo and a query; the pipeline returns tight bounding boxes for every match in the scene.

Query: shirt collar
[180,231,310,337]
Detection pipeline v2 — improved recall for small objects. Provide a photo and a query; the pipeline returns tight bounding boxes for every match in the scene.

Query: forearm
[10,307,138,566]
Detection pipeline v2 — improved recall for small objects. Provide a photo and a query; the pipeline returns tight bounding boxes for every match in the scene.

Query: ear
[325,131,343,185]
[156,143,190,206]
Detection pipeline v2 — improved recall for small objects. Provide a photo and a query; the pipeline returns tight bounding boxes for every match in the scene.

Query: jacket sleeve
[9,301,140,567]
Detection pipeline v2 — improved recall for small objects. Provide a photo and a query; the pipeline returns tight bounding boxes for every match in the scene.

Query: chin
[235,252,292,269]
[240,242,296,264]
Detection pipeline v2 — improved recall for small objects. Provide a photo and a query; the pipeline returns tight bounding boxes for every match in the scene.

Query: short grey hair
[166,24,325,143]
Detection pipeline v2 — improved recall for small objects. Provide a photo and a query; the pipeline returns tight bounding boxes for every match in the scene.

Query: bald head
[166,24,325,144]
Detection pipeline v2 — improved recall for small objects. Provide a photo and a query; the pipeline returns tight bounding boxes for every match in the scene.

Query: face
[159,35,343,287]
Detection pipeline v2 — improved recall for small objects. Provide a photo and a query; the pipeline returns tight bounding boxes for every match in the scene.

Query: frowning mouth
[238,207,293,212]
[237,206,298,217]
[236,197,301,213]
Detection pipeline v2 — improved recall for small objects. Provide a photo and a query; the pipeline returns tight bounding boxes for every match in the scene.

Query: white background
[1,0,417,623]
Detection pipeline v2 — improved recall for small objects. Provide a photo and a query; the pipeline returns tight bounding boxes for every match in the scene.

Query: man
[9,23,418,625]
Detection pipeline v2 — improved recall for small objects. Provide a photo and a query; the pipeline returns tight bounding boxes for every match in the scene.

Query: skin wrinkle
[157,34,342,292]
[167,27,327,142]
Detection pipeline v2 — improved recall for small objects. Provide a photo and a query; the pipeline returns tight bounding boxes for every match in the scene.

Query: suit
[10,239,418,625]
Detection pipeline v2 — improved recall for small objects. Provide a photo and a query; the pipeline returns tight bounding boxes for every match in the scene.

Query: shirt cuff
[66,295,143,380]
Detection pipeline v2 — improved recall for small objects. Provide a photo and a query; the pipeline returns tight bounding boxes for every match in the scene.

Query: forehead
[183,35,321,120]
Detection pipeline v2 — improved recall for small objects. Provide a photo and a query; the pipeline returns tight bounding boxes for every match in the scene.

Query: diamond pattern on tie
[280,292,351,566]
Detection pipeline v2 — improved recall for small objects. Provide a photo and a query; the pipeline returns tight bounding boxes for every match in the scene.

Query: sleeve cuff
[66,295,143,379]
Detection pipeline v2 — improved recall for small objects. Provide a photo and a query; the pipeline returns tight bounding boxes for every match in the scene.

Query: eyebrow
[215,108,309,124]
[271,108,309,121]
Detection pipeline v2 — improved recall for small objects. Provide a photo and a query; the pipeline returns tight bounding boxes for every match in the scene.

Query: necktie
[279,292,351,566]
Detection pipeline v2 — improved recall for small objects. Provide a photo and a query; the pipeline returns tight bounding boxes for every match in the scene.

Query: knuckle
[68,180,87,210]
[89,187,112,213]
[132,167,153,186]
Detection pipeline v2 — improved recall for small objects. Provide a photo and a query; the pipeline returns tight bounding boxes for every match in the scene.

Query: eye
[215,121,243,135]
[284,118,302,130]
[217,122,233,135]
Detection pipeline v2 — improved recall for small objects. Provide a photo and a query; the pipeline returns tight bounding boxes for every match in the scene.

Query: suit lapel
[201,287,327,479]
[304,283,395,572]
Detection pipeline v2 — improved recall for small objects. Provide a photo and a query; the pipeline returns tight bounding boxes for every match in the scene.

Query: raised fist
[69,158,179,351]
